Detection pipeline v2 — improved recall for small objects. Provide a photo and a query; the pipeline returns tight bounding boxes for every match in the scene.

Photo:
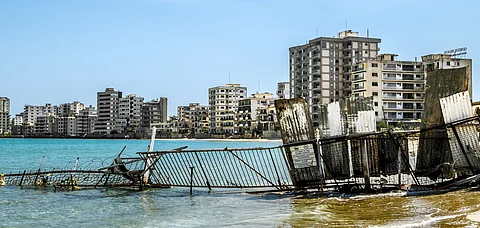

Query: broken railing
[137,146,293,190]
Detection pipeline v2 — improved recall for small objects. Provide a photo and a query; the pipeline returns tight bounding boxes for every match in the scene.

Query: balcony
[383,85,402,90]
[352,75,365,81]
[352,85,365,91]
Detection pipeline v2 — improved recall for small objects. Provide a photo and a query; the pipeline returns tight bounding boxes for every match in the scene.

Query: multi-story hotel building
[57,101,85,136]
[23,103,58,126]
[118,94,144,133]
[76,106,97,135]
[140,97,168,131]
[289,30,381,127]
[0,97,10,134]
[208,84,247,134]
[94,88,122,134]
[351,54,425,123]
[177,103,209,133]
[237,92,275,135]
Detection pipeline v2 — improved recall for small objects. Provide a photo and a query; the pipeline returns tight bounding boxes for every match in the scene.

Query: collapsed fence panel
[138,147,292,189]
[275,98,321,187]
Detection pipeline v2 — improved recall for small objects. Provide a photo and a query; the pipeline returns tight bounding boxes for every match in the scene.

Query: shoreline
[0,136,282,142]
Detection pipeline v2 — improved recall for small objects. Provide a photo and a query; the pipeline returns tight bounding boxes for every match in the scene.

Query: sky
[1,0,479,116]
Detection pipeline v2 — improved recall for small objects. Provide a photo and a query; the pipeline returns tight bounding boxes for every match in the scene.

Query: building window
[447,61,450,66]
[372,72,378,77]
[374,102,378,106]
[372,63,378,67]
[373,92,378,96]
[372,82,378,86]
[375,111,378,116]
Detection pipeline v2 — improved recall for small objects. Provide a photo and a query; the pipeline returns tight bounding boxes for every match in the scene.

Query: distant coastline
[0,135,282,142]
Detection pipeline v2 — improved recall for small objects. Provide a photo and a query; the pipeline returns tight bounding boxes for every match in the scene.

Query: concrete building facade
[351,54,425,123]
[0,97,10,134]
[208,84,247,134]
[94,88,122,134]
[177,103,209,134]
[118,94,144,133]
[276,82,291,99]
[140,97,168,131]
[237,92,275,135]
[76,106,97,135]
[289,30,381,127]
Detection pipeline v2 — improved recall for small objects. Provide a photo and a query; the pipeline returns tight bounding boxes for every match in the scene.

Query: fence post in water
[19,170,26,186]
[361,139,371,191]
[190,166,195,195]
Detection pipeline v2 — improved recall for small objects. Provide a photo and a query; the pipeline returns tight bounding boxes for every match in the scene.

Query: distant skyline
[1,0,478,116]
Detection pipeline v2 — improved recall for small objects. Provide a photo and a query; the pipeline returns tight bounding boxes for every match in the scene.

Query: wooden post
[397,138,402,189]
[361,140,371,191]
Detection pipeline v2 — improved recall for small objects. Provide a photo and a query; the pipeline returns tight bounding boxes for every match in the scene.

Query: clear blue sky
[1,0,478,116]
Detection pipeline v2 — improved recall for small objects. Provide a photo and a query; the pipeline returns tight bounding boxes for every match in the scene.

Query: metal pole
[194,152,211,191]
[190,166,195,195]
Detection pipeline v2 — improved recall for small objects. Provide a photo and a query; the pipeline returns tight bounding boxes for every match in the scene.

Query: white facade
[276,82,291,99]
[289,30,381,128]
[23,104,58,126]
[352,54,425,122]
[118,94,144,132]
[76,106,97,135]
[13,114,23,126]
[208,84,247,134]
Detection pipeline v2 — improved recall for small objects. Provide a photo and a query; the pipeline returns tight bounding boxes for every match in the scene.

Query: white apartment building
[94,88,122,134]
[76,106,97,135]
[13,114,23,126]
[23,103,58,126]
[0,97,10,134]
[238,92,275,134]
[276,82,291,99]
[208,84,247,134]
[352,54,425,123]
[289,30,381,128]
[118,94,144,133]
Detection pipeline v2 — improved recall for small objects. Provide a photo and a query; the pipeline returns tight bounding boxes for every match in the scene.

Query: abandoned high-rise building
[289,30,381,127]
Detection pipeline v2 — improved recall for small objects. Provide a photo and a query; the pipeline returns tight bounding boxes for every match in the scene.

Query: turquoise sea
[1,138,479,227]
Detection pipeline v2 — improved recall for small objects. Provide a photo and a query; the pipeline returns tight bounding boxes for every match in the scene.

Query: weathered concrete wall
[422,67,469,127]
[417,67,469,178]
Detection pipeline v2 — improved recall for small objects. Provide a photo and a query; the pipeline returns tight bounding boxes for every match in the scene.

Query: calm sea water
[0,138,479,227]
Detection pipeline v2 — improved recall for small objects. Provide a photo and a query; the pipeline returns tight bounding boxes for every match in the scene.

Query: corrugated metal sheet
[440,91,473,123]
[440,92,480,172]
